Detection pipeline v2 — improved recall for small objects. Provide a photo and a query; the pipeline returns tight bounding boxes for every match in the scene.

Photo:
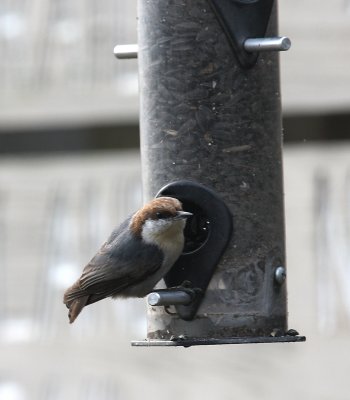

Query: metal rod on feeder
[147,290,193,307]
[114,44,138,59]
[244,36,291,52]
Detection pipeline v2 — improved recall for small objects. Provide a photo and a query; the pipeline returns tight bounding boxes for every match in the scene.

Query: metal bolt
[286,329,299,337]
[113,44,138,59]
[274,266,286,284]
[244,37,291,52]
[148,289,193,306]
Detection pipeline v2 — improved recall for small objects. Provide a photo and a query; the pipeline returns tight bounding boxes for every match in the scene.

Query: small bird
[63,196,192,323]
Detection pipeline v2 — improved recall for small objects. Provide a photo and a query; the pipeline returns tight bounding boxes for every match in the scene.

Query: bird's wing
[78,228,164,295]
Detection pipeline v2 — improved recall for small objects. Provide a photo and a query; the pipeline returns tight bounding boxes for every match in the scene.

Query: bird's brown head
[130,197,192,237]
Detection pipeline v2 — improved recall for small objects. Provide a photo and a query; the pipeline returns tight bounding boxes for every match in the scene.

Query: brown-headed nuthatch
[63,197,192,323]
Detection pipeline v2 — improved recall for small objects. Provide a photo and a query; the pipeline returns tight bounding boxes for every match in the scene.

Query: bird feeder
[116,0,305,346]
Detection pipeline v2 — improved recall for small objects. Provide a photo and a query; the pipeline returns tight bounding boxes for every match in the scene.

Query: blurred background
[0,0,350,399]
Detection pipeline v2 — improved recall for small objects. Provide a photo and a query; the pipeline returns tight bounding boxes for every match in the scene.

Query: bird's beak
[175,211,193,220]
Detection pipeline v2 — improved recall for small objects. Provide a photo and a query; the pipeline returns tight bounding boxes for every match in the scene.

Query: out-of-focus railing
[0,0,138,128]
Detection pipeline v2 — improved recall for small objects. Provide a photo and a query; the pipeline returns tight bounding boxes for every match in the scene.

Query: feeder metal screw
[275,266,286,284]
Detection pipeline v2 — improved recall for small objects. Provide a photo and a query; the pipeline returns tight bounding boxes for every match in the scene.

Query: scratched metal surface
[138,0,286,339]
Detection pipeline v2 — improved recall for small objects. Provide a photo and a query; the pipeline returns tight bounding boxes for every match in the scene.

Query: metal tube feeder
[133,0,304,346]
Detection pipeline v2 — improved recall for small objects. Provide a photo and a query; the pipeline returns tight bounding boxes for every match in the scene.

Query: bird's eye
[156,211,172,219]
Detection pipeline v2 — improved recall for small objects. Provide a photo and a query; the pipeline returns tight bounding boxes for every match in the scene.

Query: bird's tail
[67,296,89,323]
[63,281,89,324]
